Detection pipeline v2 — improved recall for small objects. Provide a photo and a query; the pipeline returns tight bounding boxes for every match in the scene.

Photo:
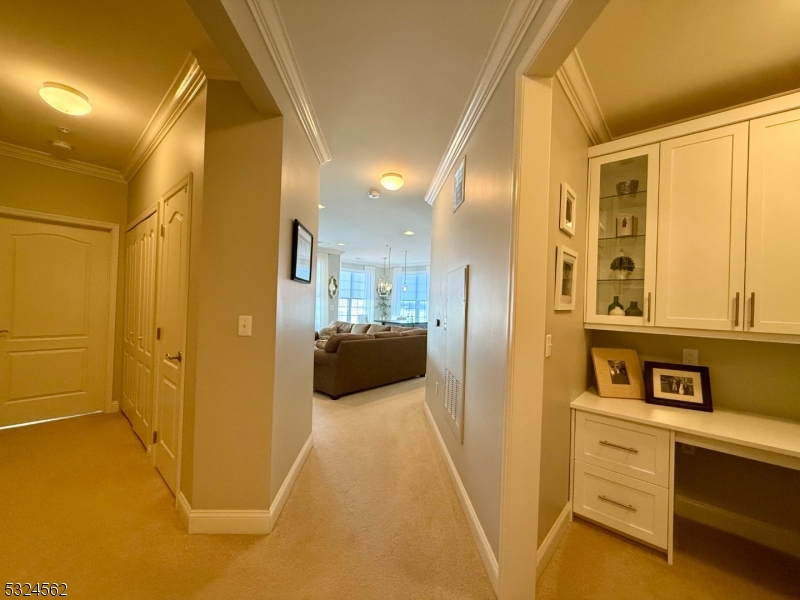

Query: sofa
[313,323,427,399]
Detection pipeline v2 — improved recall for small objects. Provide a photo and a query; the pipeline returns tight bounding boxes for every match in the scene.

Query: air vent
[444,369,463,427]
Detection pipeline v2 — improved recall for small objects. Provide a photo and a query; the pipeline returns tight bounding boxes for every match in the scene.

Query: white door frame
[0,206,120,415]
[152,173,193,502]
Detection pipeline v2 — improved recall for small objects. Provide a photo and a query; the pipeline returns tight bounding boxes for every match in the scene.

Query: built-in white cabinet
[585,99,800,339]
[746,109,800,335]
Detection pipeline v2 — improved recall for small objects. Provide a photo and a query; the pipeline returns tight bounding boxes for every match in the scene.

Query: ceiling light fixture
[39,82,92,116]
[58,126,72,134]
[368,188,381,199]
[402,251,408,292]
[404,230,415,236]
[337,242,345,246]
[319,204,326,209]
[380,173,404,191]
[377,247,393,298]
[51,140,73,151]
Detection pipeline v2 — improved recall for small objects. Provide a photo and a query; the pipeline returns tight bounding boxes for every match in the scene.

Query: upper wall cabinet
[655,124,749,331]
[746,109,800,335]
[586,145,659,326]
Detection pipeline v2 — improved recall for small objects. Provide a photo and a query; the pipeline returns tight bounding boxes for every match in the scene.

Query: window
[395,272,428,322]
[337,270,368,323]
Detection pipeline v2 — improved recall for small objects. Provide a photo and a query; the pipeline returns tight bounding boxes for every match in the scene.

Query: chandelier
[377,246,393,298]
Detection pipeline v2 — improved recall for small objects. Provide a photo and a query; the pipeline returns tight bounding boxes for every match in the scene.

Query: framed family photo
[291,219,313,283]
[559,182,577,236]
[644,362,713,412]
[554,245,578,311]
[591,348,645,399]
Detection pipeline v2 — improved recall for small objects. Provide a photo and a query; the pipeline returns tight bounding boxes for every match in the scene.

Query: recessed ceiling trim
[555,49,611,144]
[122,54,207,180]
[245,0,332,165]
[423,0,548,206]
[0,140,124,182]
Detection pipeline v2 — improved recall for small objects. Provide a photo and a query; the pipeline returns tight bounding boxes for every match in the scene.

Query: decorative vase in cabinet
[625,301,643,317]
[608,296,625,316]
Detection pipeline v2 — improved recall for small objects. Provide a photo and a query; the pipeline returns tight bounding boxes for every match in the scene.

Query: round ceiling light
[380,173,404,191]
[404,230,415,236]
[318,204,326,209]
[39,82,92,116]
[368,188,381,199]
[336,242,345,246]
[51,140,73,151]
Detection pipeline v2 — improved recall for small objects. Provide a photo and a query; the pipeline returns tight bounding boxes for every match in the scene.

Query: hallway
[1,378,495,599]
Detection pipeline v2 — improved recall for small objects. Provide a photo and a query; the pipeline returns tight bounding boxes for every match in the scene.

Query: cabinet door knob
[750,293,756,329]
[647,292,652,323]
[734,292,740,327]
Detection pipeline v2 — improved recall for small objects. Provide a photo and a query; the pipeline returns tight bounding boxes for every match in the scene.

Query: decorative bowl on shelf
[616,179,639,195]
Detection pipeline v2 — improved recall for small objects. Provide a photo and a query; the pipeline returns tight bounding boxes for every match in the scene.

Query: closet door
[655,123,748,331]
[746,109,800,335]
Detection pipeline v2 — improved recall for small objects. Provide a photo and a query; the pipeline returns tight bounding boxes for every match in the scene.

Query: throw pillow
[323,333,374,352]
[318,326,337,339]
[400,329,427,336]
[367,324,391,334]
[336,322,353,333]
[351,323,370,334]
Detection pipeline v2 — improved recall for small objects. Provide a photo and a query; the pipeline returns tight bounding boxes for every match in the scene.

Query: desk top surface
[572,390,800,460]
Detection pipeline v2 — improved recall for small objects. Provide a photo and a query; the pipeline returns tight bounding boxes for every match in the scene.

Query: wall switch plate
[682,349,699,365]
[238,315,253,337]
[545,334,553,358]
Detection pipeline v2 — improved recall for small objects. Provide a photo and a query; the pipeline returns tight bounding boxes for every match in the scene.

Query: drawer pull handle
[599,440,638,454]
[598,495,637,512]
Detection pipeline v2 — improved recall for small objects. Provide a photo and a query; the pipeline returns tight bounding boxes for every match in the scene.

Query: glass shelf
[598,234,646,242]
[597,278,644,283]
[599,191,648,212]
[599,190,648,201]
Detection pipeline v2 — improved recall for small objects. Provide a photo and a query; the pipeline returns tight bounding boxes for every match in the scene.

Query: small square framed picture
[644,362,713,412]
[559,182,576,236]
[554,245,578,311]
[591,348,645,399]
[291,219,314,283]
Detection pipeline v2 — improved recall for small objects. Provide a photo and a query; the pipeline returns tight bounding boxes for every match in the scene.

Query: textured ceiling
[578,0,800,138]
[0,0,214,170]
[277,0,512,265]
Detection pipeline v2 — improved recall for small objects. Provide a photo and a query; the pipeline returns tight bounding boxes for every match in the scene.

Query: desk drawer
[575,411,671,486]
[573,461,669,550]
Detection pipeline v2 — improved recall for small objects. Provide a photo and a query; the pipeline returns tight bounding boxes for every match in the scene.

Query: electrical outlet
[682,349,699,365]
[545,334,553,358]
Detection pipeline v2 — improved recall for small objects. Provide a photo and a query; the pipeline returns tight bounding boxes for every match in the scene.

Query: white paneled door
[121,213,158,445]
[154,179,191,494]
[0,216,112,427]
[655,123,749,331]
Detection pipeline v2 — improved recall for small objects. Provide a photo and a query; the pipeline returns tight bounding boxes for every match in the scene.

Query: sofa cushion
[318,326,337,339]
[367,324,391,334]
[373,331,403,339]
[336,322,353,333]
[324,333,373,352]
[400,329,427,336]
[351,323,371,334]
[390,325,416,332]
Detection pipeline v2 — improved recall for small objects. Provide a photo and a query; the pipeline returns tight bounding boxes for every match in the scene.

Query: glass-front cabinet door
[586,144,660,326]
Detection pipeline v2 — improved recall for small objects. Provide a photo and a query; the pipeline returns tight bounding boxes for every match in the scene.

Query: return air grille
[444,369,463,427]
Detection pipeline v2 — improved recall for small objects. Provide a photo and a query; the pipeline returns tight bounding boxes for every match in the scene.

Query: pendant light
[402,251,408,292]
[377,246,393,298]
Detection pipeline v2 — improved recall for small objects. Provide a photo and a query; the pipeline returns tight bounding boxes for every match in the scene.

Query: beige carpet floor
[538,517,800,599]
[0,378,496,599]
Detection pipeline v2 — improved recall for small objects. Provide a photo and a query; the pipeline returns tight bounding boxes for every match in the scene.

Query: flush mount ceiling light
[404,230,415,236]
[318,204,326,209]
[337,242,345,246]
[39,82,92,116]
[380,173,403,191]
[368,188,381,199]
[51,140,73,151]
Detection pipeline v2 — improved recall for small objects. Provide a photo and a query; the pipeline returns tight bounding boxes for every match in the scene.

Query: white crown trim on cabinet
[556,49,611,144]
[246,0,332,165]
[122,54,207,181]
[424,0,548,205]
[0,141,125,182]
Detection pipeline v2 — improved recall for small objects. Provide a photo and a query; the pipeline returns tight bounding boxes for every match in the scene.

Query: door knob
[165,351,182,362]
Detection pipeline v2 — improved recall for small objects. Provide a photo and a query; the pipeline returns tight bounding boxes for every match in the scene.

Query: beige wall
[0,154,128,406]
[126,86,207,501]
[538,81,592,544]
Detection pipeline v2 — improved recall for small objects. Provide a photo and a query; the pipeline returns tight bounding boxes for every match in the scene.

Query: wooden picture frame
[554,245,578,311]
[291,219,313,283]
[559,182,577,236]
[591,348,645,399]
[644,362,713,412]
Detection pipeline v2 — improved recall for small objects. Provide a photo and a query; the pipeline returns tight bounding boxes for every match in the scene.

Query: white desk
[570,390,800,563]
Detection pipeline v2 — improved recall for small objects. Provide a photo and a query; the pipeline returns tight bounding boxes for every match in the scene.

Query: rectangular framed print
[591,348,645,399]
[644,362,713,412]
[453,156,466,213]
[554,245,578,311]
[291,219,313,283]
[559,182,577,236]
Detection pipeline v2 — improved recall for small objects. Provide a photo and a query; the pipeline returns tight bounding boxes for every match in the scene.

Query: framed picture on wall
[554,245,578,311]
[291,219,313,283]
[453,156,466,213]
[591,348,645,399]
[559,182,577,236]
[644,362,713,412]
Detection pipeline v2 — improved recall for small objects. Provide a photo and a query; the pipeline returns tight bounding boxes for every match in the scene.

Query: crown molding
[424,0,547,205]
[0,140,124,182]
[246,0,332,165]
[121,54,207,181]
[556,48,611,144]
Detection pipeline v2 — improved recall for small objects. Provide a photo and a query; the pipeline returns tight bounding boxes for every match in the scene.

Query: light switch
[545,334,553,358]
[238,315,253,337]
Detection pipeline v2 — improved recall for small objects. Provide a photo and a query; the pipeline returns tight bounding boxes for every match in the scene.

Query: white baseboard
[423,402,500,592]
[269,432,314,532]
[675,495,800,559]
[536,502,571,577]
[176,433,313,535]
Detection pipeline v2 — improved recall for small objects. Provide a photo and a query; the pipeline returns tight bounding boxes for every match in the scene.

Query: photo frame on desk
[591,348,645,399]
[644,362,713,412]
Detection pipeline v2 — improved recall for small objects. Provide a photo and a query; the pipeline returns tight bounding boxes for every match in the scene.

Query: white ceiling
[276,0,512,266]
[0,0,214,170]
[578,0,800,138]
